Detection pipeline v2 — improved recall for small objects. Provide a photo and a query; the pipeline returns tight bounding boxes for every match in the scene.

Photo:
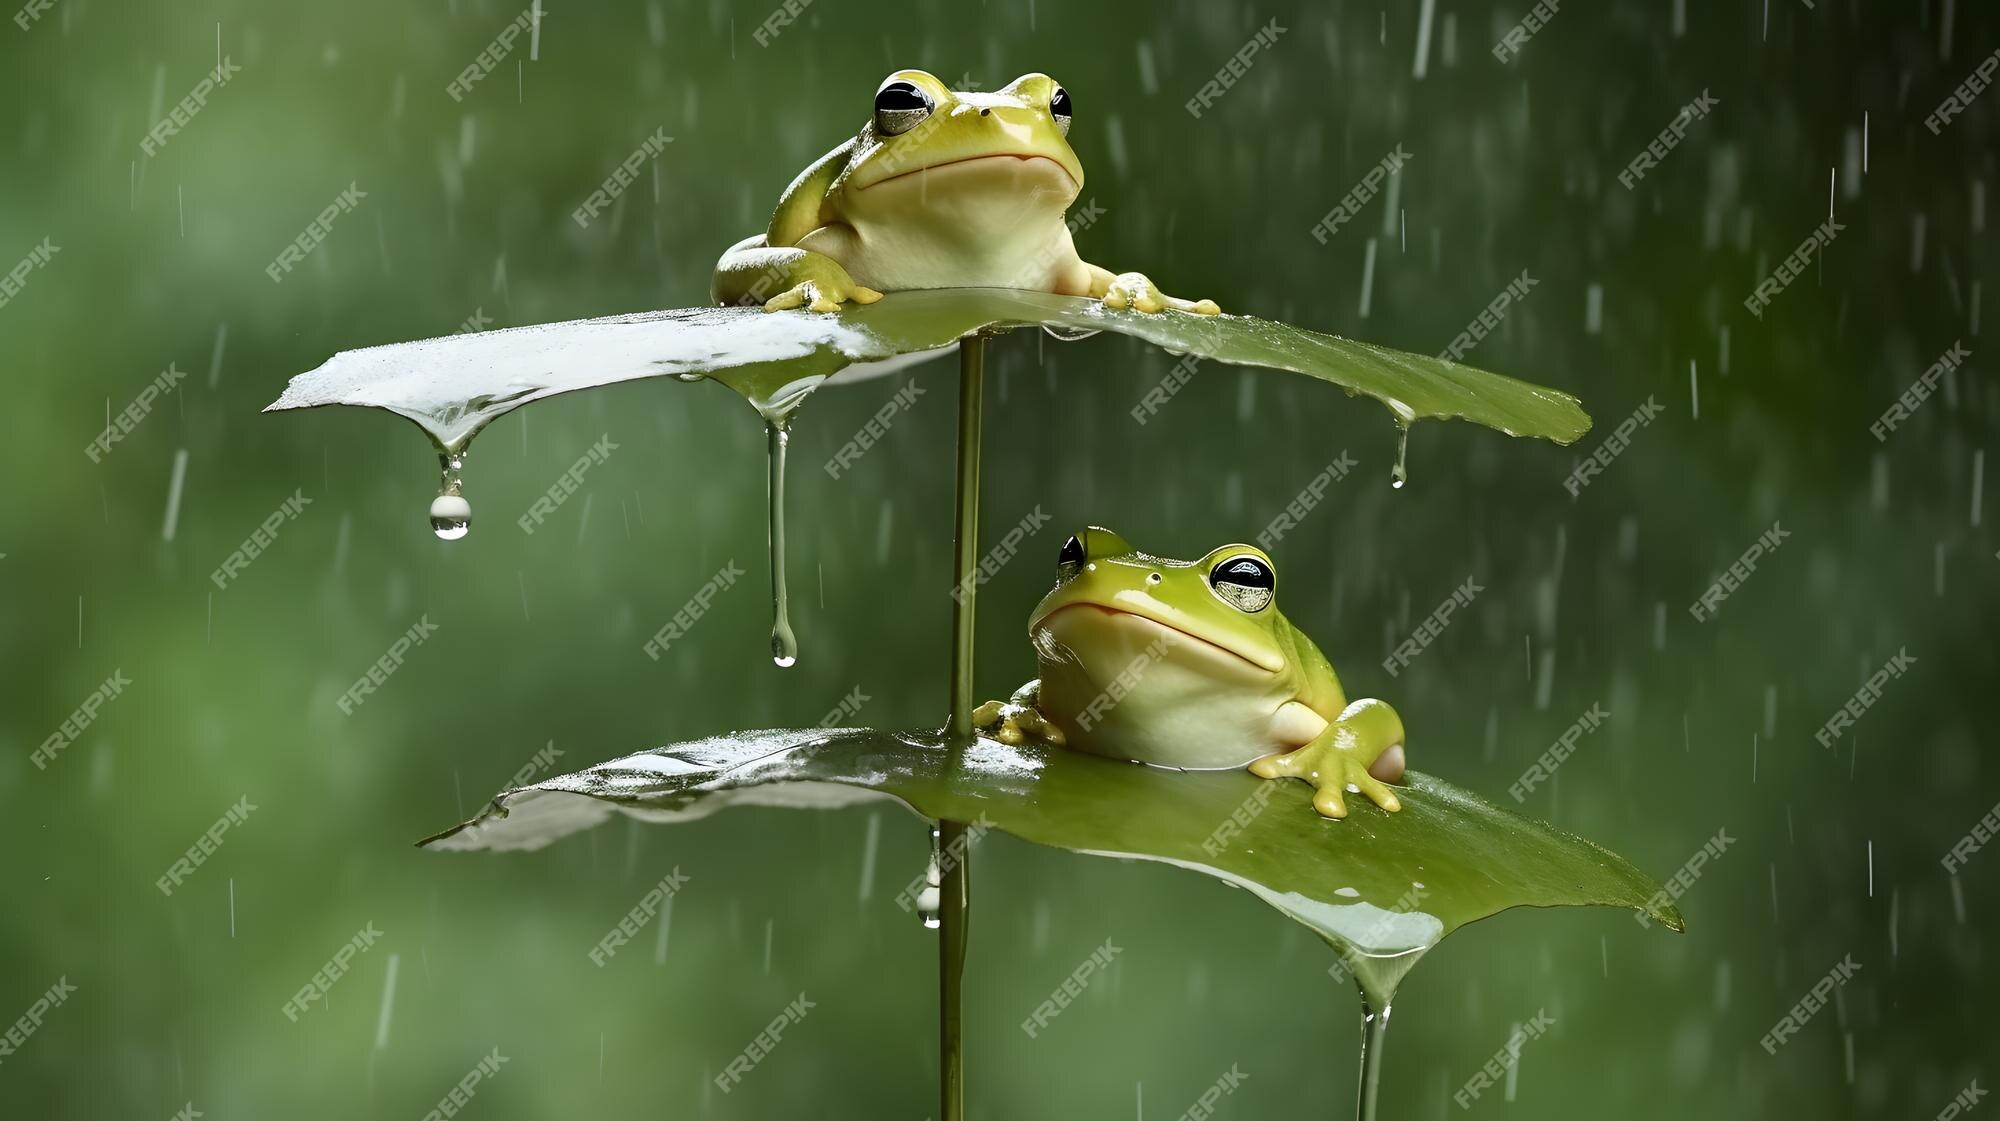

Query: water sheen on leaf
[265,289,1590,450]
[422,728,1682,980]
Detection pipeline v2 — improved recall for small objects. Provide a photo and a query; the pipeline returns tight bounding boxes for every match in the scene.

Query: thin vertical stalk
[939,333,986,1121]
[1354,995,1391,1121]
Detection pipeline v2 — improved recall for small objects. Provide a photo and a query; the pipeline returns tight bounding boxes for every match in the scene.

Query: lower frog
[974,526,1405,820]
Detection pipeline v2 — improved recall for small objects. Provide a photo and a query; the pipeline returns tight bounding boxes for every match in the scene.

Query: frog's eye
[1056,534,1086,582]
[1049,85,1073,136]
[1208,555,1275,613]
[874,80,934,136]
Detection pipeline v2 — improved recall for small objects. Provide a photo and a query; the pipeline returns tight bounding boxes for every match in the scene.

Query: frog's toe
[1311,784,1351,819]
[1185,297,1221,316]
[762,286,809,312]
[1353,771,1402,813]
[851,285,885,304]
[970,700,1008,727]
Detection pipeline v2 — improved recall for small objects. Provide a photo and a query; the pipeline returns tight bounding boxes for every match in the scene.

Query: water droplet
[917,825,943,928]
[674,371,705,383]
[1041,322,1100,342]
[431,451,470,539]
[1390,427,1409,489]
[765,421,798,667]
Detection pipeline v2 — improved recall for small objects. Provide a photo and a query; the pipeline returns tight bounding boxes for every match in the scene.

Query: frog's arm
[712,140,883,313]
[1080,262,1221,316]
[1249,698,1405,819]
[971,680,1067,746]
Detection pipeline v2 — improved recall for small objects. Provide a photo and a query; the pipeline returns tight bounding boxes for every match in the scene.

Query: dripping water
[431,450,470,540]
[918,824,944,928]
[766,420,799,667]
[1390,427,1409,489]
[1354,993,1391,1121]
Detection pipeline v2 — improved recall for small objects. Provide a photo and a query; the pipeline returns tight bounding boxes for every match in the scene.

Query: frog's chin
[1036,603,1279,684]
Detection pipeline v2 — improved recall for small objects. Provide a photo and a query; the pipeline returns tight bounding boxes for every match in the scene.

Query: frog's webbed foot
[764,279,884,314]
[971,698,1066,748]
[1248,698,1405,820]
[1099,271,1221,316]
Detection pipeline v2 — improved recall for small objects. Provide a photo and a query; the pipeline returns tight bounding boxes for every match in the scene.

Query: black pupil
[877,83,928,112]
[1050,87,1072,117]
[1057,536,1085,571]
[1213,558,1272,589]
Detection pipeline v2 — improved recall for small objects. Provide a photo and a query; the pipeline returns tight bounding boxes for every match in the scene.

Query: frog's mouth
[1040,603,1283,677]
[860,153,1079,192]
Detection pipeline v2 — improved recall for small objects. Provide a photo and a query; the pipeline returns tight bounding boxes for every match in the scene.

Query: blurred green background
[3,0,1995,1117]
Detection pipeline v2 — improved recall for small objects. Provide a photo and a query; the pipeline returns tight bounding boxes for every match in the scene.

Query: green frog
[713,70,1220,317]
[974,527,1407,820]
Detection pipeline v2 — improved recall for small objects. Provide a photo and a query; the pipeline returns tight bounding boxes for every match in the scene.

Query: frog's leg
[1248,698,1405,819]
[712,237,884,313]
[1083,263,1221,316]
[970,680,1067,747]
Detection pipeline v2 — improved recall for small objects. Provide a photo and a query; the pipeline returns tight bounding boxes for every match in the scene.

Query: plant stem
[939,333,986,1121]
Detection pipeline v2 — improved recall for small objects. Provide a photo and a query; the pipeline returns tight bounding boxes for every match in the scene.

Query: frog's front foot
[1248,699,1405,820]
[1100,271,1221,316]
[971,699,1066,747]
[764,279,885,314]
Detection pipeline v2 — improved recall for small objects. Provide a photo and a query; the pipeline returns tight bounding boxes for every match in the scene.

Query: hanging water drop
[765,421,800,667]
[917,824,944,929]
[431,451,470,540]
[1040,322,1100,342]
[1390,427,1409,489]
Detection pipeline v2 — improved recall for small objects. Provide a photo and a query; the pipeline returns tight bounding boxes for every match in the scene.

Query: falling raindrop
[766,421,799,667]
[918,824,943,928]
[431,450,470,540]
[1390,426,1409,489]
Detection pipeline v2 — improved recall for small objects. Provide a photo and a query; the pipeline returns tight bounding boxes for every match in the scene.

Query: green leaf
[422,727,1681,997]
[265,288,1589,451]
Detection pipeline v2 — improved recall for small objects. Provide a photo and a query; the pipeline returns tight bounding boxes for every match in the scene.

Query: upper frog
[975,527,1406,820]
[713,71,1220,317]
